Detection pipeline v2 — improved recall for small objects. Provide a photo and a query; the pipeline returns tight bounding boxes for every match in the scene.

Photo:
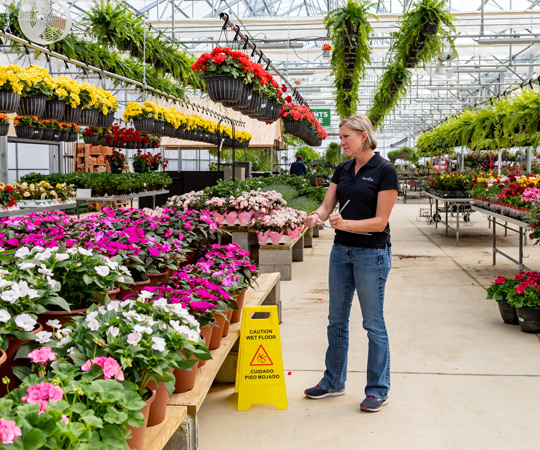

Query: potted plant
[106,149,126,173]
[61,122,80,142]
[95,87,118,127]
[52,76,82,124]
[123,101,162,133]
[0,64,24,113]
[13,116,39,139]
[0,347,145,449]
[16,65,56,118]
[0,113,9,136]
[78,82,100,126]
[39,120,62,141]
[324,0,376,119]
[390,0,456,68]
[131,149,149,173]
[504,271,540,333]
[486,275,519,324]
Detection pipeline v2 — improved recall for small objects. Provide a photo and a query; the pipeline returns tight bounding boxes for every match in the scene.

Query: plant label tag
[76,189,92,198]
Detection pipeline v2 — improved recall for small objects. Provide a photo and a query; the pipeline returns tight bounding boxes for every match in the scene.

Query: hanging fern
[324,0,377,119]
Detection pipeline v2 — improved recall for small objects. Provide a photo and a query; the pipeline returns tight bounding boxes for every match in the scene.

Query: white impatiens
[151,336,166,352]
[95,266,110,277]
[35,330,53,344]
[14,313,37,332]
[0,309,10,322]
[127,332,142,345]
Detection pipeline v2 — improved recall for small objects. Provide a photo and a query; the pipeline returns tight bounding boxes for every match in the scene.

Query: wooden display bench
[258,228,308,281]
[143,272,281,450]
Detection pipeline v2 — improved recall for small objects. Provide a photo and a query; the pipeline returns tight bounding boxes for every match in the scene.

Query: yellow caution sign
[235,305,288,411]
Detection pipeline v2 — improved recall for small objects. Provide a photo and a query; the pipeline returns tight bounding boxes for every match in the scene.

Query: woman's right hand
[304,214,320,228]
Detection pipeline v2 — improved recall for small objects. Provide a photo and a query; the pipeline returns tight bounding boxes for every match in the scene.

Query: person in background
[303,114,399,413]
[290,154,307,176]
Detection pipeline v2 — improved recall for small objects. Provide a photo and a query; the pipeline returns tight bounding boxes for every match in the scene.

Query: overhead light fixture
[477,37,540,45]
[259,42,304,49]
[454,67,507,73]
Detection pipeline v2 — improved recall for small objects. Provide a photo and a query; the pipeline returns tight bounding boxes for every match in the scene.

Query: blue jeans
[318,243,392,399]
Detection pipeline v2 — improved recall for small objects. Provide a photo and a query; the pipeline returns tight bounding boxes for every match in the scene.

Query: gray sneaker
[304,384,345,399]
[360,395,389,412]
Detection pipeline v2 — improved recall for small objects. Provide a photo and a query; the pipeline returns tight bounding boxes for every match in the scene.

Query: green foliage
[18,172,172,197]
[368,61,412,128]
[324,1,377,119]
[390,0,457,68]
[286,195,320,214]
[325,142,344,164]
[261,184,299,203]
[295,146,321,163]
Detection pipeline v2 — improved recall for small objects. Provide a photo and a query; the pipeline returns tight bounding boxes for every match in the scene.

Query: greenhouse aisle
[198,203,540,450]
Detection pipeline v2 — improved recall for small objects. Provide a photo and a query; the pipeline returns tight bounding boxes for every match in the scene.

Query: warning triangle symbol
[249,345,273,366]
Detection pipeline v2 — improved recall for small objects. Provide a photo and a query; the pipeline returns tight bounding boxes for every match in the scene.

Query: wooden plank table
[143,406,188,450]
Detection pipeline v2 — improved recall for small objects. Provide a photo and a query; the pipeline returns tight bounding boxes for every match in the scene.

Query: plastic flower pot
[212,211,225,224]
[257,230,270,243]
[0,91,21,113]
[64,105,82,124]
[41,99,65,121]
[205,74,244,104]
[59,129,70,141]
[237,211,253,224]
[96,111,115,128]
[17,95,46,117]
[15,126,35,139]
[225,211,238,224]
[0,122,9,136]
[269,231,284,243]
[79,108,99,127]
[133,118,155,133]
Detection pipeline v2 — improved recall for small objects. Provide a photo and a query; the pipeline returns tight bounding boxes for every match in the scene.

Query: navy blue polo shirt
[330,154,399,248]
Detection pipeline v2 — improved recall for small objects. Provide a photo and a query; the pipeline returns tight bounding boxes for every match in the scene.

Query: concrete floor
[198,202,540,450]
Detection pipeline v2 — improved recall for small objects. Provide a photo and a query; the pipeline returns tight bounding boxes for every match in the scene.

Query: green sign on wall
[311,109,331,127]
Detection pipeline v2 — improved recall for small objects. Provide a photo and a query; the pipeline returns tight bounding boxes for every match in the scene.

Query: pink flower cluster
[513,271,540,295]
[0,418,22,444]
[521,187,540,206]
[81,356,124,380]
[493,276,506,285]
[28,346,56,364]
[21,382,63,413]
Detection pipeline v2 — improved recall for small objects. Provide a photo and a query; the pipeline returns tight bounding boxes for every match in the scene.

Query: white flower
[0,269,8,276]
[107,326,119,338]
[47,277,59,289]
[123,310,137,319]
[1,288,20,303]
[0,309,10,322]
[151,336,166,352]
[134,324,152,334]
[35,249,52,261]
[18,281,38,299]
[57,335,72,347]
[106,301,120,312]
[120,266,131,275]
[0,279,12,289]
[46,319,61,329]
[95,266,110,277]
[14,247,30,258]
[87,319,99,331]
[38,265,53,276]
[117,276,125,283]
[66,248,78,255]
[187,330,199,343]
[55,253,69,261]
[127,332,142,345]
[153,298,168,309]
[86,311,99,321]
[138,290,153,300]
[18,262,36,271]
[35,331,52,344]
[78,248,93,256]
[105,259,119,270]
[14,313,37,331]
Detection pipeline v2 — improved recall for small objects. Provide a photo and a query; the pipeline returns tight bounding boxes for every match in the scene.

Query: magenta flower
[0,418,22,444]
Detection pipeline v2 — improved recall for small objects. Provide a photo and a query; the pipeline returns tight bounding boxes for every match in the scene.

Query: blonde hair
[339,115,377,150]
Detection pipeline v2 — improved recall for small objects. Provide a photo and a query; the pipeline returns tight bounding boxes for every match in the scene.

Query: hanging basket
[0,91,21,113]
[79,108,99,127]
[41,99,65,121]
[42,129,60,141]
[175,126,186,140]
[133,118,155,133]
[83,135,98,144]
[153,120,165,135]
[163,122,176,137]
[248,94,269,119]
[0,123,9,136]
[231,84,254,111]
[96,111,115,128]
[17,95,47,117]
[64,105,82,124]
[14,126,35,139]
[283,120,303,136]
[59,129,70,141]
[205,75,244,104]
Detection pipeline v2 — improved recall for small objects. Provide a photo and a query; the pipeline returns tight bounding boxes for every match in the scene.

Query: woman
[303,114,399,412]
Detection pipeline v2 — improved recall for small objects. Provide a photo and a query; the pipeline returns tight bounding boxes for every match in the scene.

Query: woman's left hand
[328,213,345,229]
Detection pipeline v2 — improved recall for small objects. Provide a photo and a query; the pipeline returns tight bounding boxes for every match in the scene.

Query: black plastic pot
[110,164,123,174]
[96,111,115,128]
[15,126,35,139]
[133,164,146,173]
[231,84,254,111]
[33,128,43,140]
[0,91,20,113]
[43,129,60,141]
[79,108,99,127]
[154,120,165,135]
[67,131,78,142]
[42,99,65,121]
[516,306,540,333]
[0,123,8,136]
[17,95,47,117]
[59,129,70,141]
[498,300,519,325]
[83,135,98,145]
[205,75,244,104]
[133,118,155,133]
[163,122,176,137]
[64,105,82,124]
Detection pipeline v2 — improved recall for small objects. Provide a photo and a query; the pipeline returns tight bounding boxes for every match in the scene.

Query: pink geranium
[81,356,124,380]
[21,382,63,413]
[28,347,56,364]
[0,418,22,444]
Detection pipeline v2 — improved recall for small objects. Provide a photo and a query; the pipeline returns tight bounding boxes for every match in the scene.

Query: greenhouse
[0,0,539,448]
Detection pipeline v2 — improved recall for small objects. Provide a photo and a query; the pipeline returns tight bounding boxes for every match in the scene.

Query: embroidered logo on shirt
[362,176,374,182]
